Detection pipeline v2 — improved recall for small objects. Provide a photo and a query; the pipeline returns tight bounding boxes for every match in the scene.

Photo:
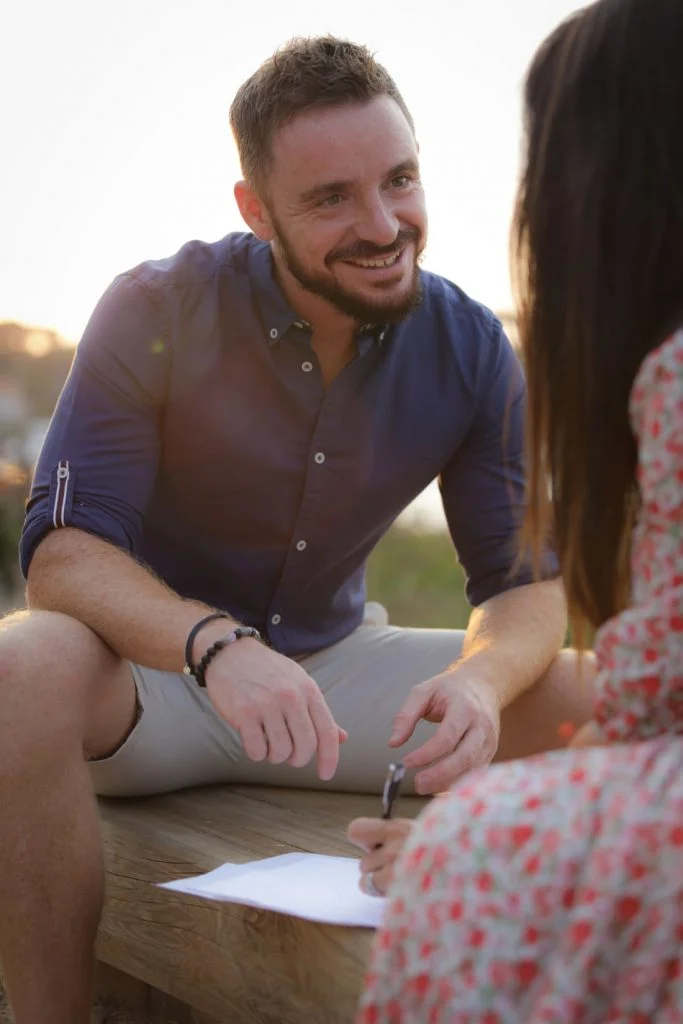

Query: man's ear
[234,180,275,241]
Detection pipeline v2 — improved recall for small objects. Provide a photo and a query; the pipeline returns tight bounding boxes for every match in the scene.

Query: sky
[2,0,585,344]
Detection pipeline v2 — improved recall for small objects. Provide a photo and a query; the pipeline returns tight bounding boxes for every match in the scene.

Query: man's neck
[271,248,374,386]
[272,250,357,346]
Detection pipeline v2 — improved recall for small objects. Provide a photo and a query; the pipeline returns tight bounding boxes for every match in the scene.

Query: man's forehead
[270,98,417,191]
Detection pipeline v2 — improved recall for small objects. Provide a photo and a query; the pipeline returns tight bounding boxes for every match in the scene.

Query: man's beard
[271,219,425,325]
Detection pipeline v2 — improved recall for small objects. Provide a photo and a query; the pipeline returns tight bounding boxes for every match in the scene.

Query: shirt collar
[248,239,302,345]
[248,237,389,348]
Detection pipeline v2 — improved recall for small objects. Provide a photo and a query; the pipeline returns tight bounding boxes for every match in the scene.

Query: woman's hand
[347,817,415,897]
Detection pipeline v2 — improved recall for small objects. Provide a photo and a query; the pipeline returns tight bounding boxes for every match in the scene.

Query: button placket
[267,378,347,642]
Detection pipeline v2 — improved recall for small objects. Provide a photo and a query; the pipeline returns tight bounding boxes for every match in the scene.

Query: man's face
[262,95,428,324]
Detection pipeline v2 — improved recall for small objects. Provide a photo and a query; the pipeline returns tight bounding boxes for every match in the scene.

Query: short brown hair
[229,35,415,189]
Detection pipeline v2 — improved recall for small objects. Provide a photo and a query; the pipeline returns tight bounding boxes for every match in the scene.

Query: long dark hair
[514,0,683,643]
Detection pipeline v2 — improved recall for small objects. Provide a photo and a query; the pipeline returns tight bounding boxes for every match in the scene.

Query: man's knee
[540,647,597,718]
[0,609,132,761]
[0,608,112,686]
[496,647,596,761]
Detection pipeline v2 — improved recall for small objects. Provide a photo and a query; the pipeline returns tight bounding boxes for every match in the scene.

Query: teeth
[351,251,402,268]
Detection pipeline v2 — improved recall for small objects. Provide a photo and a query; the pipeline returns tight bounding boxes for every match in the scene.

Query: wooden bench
[96,785,427,1024]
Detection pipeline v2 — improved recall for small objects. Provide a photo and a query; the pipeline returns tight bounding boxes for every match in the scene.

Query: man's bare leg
[496,648,596,762]
[0,610,137,1024]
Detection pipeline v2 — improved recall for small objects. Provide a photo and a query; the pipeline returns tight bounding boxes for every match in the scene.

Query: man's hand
[204,639,347,781]
[391,670,500,794]
[347,817,415,897]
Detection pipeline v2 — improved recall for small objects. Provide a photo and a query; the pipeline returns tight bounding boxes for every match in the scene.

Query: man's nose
[355,196,400,248]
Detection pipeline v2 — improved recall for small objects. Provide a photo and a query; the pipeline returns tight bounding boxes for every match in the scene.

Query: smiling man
[0,37,593,1024]
[244,121,424,328]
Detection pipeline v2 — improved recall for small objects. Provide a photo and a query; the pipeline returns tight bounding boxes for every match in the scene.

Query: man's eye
[391,175,411,188]
[320,194,343,208]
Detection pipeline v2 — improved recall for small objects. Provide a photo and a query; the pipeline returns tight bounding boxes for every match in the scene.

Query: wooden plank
[97,785,427,1024]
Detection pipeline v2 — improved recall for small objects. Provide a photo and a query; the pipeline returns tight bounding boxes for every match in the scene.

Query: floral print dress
[357,331,683,1024]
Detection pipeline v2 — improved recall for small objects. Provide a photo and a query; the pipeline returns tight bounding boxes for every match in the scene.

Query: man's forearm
[26,528,240,670]
[457,579,567,708]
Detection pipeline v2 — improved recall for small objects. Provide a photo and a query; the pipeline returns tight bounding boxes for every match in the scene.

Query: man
[0,36,592,1024]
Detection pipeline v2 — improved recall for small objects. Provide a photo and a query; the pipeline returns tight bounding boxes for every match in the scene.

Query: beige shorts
[89,617,465,799]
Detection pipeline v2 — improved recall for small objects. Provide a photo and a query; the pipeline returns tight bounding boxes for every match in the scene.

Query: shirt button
[314,452,326,465]
[270,613,282,625]
[301,361,314,373]
[295,540,307,552]
[269,328,279,340]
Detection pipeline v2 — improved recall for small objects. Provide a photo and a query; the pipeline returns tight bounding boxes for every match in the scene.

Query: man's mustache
[327,228,421,264]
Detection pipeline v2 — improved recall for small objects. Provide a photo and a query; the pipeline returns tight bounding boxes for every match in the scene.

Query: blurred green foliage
[0,323,74,417]
[366,523,470,629]
[0,479,26,597]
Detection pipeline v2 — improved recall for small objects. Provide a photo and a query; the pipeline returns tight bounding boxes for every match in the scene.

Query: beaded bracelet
[183,612,232,677]
[192,626,261,688]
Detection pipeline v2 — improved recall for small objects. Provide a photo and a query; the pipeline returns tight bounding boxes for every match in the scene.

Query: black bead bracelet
[183,612,232,677]
[191,626,261,688]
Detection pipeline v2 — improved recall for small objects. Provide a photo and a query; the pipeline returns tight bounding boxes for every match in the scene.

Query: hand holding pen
[348,762,415,898]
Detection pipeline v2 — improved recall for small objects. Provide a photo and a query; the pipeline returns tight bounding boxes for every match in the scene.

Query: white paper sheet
[160,852,386,928]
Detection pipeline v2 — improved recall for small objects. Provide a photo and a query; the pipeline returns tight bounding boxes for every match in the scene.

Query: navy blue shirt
[21,232,549,657]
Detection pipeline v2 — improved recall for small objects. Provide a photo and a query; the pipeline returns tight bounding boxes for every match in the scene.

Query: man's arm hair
[27,528,237,670]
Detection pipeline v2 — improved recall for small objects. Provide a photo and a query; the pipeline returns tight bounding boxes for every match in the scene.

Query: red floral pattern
[357,332,683,1023]
[595,332,683,741]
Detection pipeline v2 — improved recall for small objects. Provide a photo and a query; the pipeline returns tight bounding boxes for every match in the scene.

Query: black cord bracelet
[194,626,261,688]
[183,612,232,676]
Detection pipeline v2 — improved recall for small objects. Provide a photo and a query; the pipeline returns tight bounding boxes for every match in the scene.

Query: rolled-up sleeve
[440,318,558,607]
[20,273,170,578]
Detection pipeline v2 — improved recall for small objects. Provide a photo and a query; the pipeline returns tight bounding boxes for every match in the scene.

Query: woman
[351,0,683,1020]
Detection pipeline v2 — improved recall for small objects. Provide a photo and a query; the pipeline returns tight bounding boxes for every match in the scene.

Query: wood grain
[97,785,427,1023]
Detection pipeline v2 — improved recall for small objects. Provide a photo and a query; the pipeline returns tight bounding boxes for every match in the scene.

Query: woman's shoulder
[629,330,683,513]
[629,329,683,437]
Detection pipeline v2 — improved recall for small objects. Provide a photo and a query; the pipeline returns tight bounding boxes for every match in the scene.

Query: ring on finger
[363,871,384,898]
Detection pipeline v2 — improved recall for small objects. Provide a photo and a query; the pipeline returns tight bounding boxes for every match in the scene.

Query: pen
[381,761,405,820]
